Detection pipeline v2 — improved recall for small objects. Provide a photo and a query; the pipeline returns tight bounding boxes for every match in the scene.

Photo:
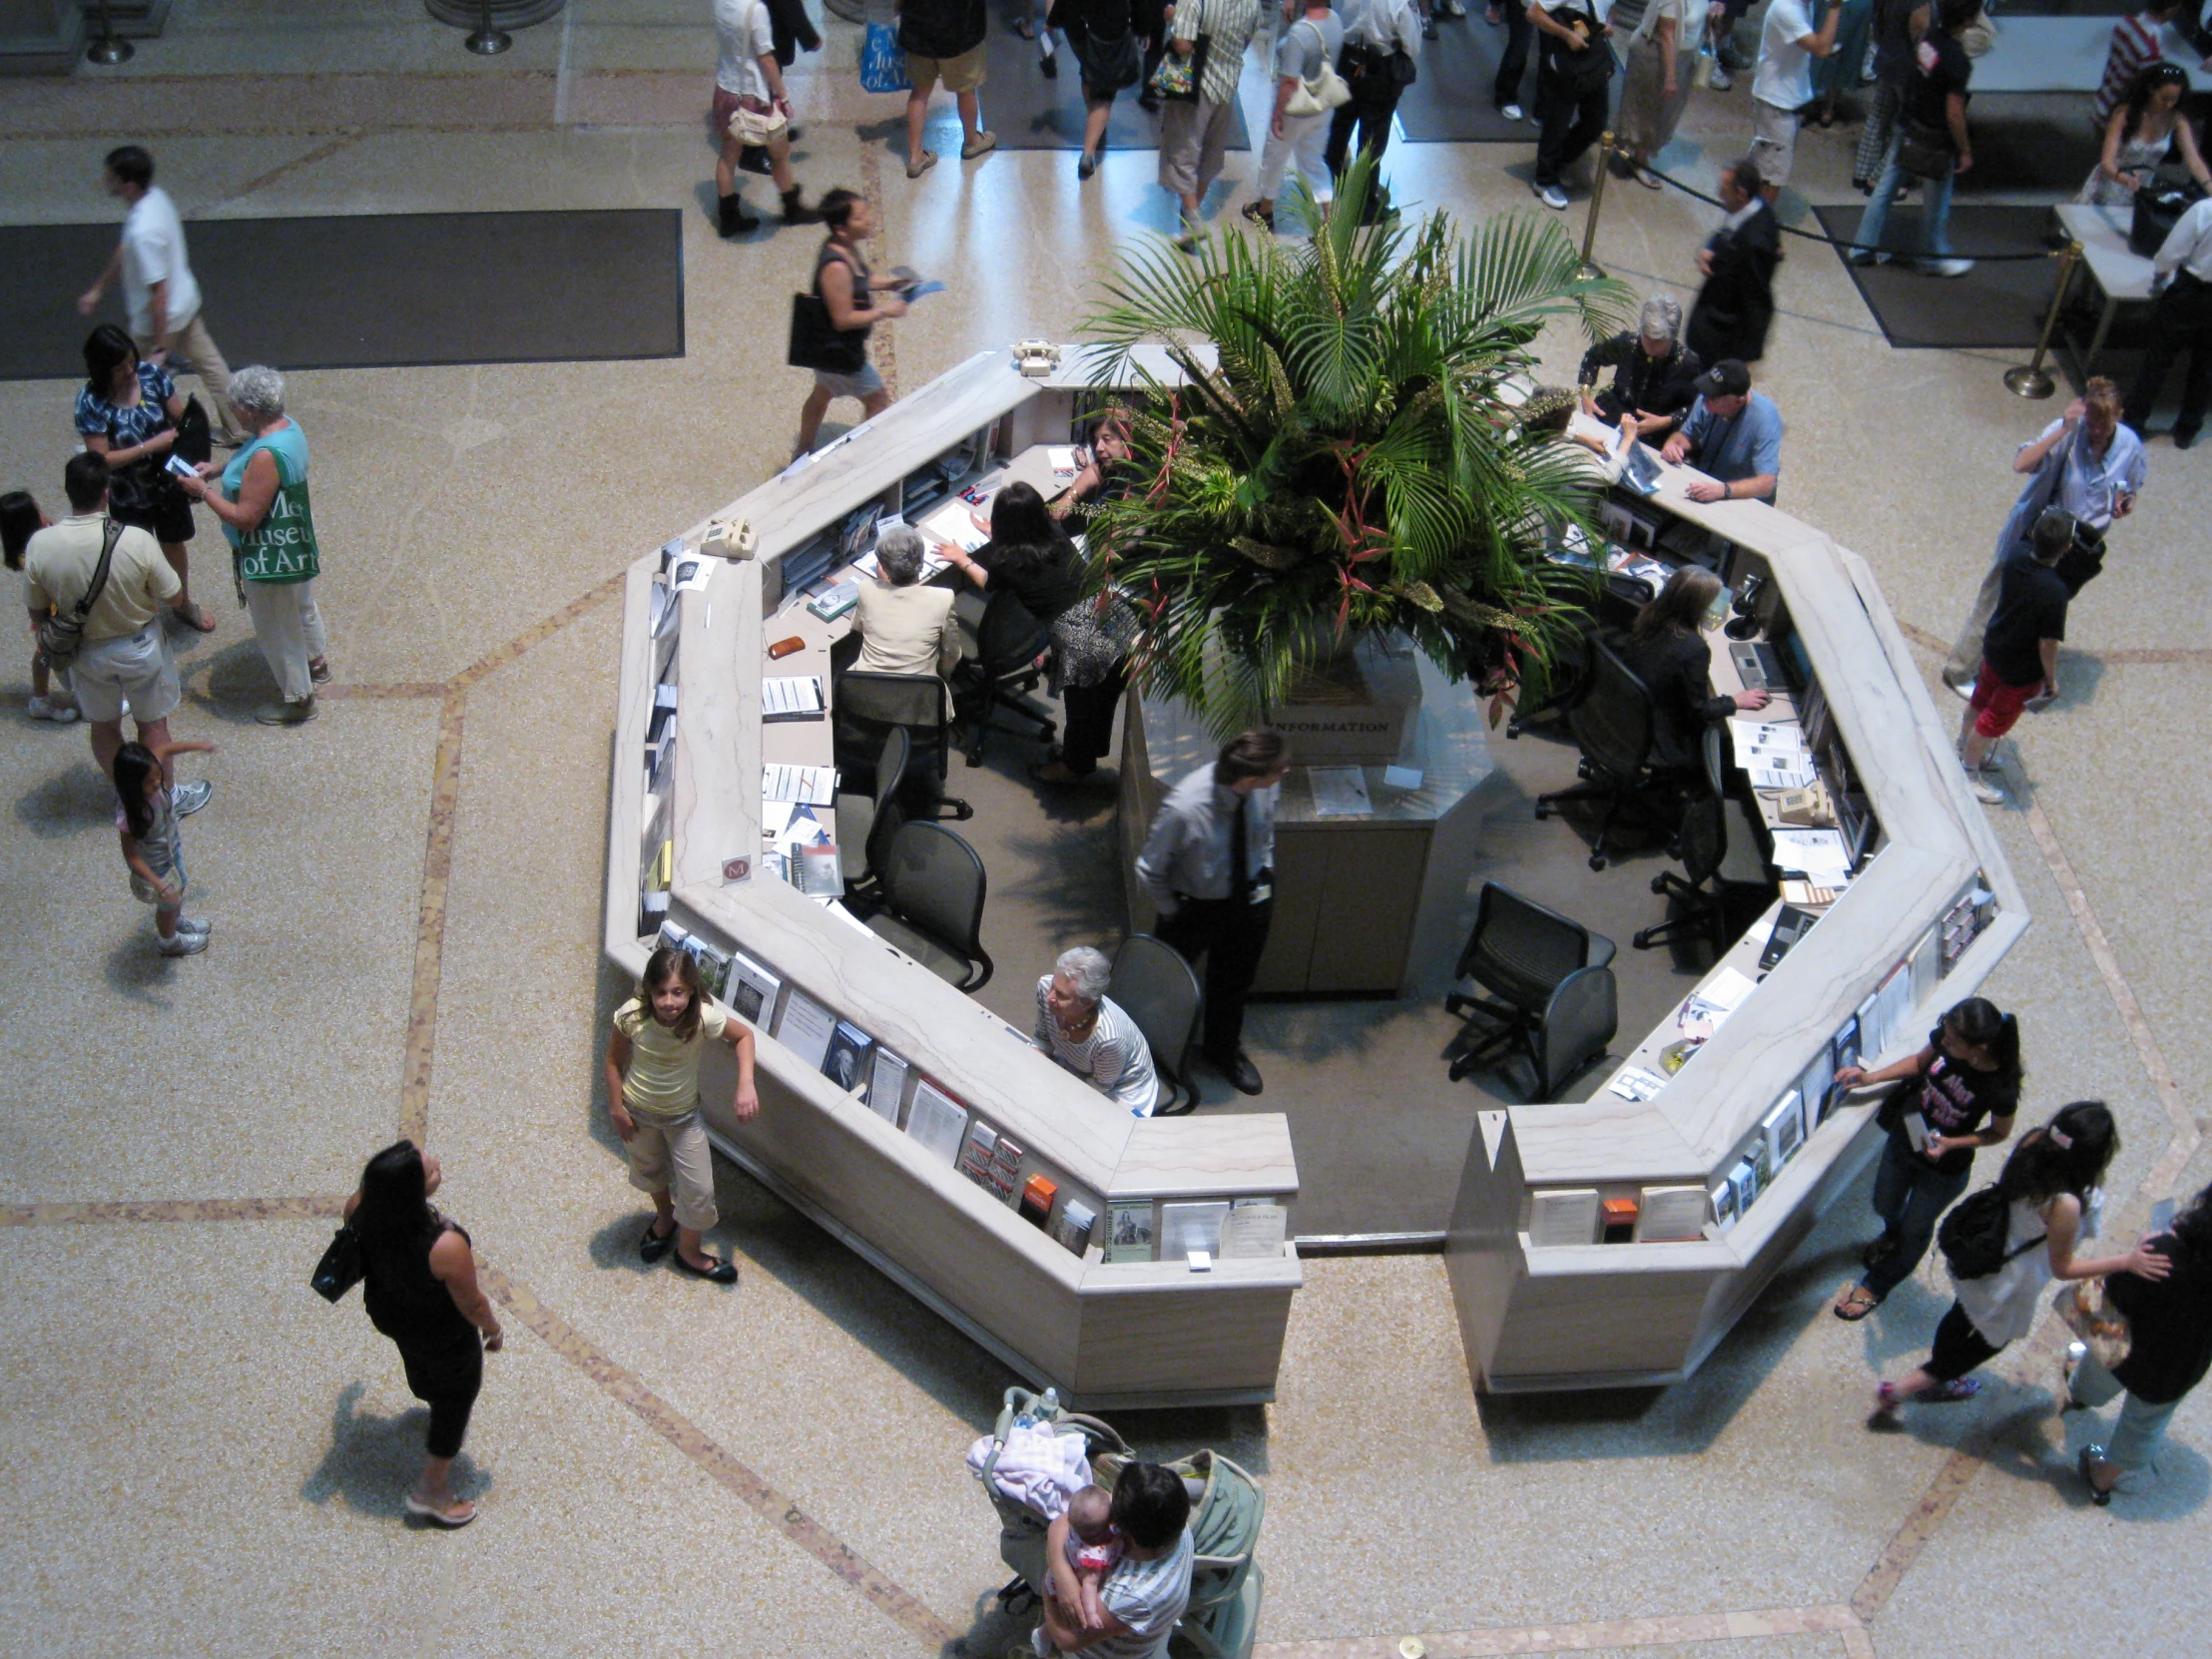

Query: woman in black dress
[2076,1181,2212,1503]
[1614,566,1769,775]
[345,1141,504,1527]
[938,480,1085,620]
[1056,0,1146,178]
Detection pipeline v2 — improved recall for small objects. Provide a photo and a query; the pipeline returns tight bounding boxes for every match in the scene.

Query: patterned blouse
[74,359,177,453]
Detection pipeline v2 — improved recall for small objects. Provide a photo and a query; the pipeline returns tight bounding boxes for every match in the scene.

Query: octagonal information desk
[1444,467,2029,1391]
[604,347,1302,1409]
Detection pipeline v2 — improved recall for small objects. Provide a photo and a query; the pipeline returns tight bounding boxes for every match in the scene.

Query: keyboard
[1730,640,1786,692]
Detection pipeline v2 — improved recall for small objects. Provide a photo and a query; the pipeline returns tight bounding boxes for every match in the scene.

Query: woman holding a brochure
[1831,996,2021,1322]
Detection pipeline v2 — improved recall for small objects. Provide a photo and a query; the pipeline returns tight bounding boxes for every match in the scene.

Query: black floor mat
[0,209,684,381]
[1395,10,1535,143]
[953,20,1249,152]
[1813,202,2063,349]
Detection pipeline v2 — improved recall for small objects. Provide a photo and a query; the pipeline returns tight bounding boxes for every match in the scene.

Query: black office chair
[1634,729,1777,958]
[952,588,1058,766]
[832,727,909,903]
[1107,933,1203,1116]
[1443,882,1619,1100]
[1533,637,1664,870]
[833,670,973,822]
[864,821,994,992]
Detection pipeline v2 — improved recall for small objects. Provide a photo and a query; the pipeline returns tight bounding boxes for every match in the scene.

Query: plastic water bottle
[1038,1387,1060,1419]
[1012,1396,1039,1430]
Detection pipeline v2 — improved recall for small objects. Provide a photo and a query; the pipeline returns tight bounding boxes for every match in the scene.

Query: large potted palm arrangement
[1083,157,1634,740]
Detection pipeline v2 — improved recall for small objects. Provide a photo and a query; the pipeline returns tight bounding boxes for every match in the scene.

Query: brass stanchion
[1578,131,1615,278]
[465,0,513,54]
[2004,241,2081,400]
[86,0,133,64]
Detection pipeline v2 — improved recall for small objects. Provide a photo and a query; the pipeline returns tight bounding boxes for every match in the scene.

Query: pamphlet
[905,1079,967,1164]
[1103,1200,1155,1264]
[775,987,836,1070]
[822,1020,874,1093]
[1218,1203,1288,1260]
[763,675,826,721]
[1306,767,1373,818]
[1160,1200,1231,1261]
[864,1047,907,1125]
[764,764,837,806]
[1607,1065,1669,1102]
[725,951,783,1026]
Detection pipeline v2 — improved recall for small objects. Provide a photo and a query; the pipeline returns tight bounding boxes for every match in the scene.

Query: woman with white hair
[181,364,328,726]
[1034,945,1160,1115]
[850,522,960,681]
[1575,294,1704,439]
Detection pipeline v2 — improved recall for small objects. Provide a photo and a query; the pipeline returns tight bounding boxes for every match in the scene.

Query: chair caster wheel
[1588,853,1607,871]
[1534,806,1551,821]
[1650,875,1668,894]
[1632,930,1654,949]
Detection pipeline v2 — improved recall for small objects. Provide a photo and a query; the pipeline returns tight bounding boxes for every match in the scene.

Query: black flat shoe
[1211,1050,1264,1095]
[673,1252,739,1284]
[640,1221,676,1263]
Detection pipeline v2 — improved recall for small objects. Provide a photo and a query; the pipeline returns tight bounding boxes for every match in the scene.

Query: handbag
[34,519,123,672]
[789,291,868,374]
[2052,517,2106,596]
[1895,118,1953,180]
[2055,1278,2131,1371]
[1957,3,1995,57]
[858,20,910,94]
[310,1222,364,1303]
[2131,179,2206,258]
[1151,35,1208,100]
[1283,21,1355,115]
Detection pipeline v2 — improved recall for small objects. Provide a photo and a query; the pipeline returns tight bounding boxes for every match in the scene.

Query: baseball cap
[1695,359,1752,397]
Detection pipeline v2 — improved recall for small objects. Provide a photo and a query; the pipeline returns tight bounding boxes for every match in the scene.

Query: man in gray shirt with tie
[1134,729,1291,1096]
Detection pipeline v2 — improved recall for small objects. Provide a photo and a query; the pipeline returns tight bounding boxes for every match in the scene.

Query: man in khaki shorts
[712,0,823,234]
[24,453,211,814]
[1746,0,1844,200]
[77,145,246,446]
[897,0,995,178]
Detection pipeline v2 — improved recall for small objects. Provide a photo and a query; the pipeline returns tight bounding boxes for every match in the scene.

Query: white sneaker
[1532,180,1570,211]
[27,696,79,724]
[1707,64,1733,91]
[176,916,212,938]
[1500,103,1525,123]
[1923,257,1974,278]
[172,779,214,817]
[1945,678,1974,702]
[1966,774,2005,806]
[157,929,210,957]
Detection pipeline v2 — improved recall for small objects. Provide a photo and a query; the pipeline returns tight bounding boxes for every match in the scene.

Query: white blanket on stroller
[966,1423,1094,1518]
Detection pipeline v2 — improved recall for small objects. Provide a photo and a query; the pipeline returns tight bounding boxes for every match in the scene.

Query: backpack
[1937,1185,2044,1281]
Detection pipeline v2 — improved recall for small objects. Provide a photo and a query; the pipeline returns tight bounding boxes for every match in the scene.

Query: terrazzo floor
[2,5,2209,1657]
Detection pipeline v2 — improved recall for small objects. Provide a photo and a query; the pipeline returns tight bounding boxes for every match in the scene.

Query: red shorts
[1969,665,2037,739]
[710,85,742,142]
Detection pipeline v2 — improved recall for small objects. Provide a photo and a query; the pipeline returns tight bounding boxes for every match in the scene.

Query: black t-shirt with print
[1902,30,1971,139]
[1892,1041,2018,1176]
[1981,551,2068,690]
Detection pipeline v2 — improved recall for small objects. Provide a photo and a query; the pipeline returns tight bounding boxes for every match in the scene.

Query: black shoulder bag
[310,1220,364,1303]
[789,249,871,375]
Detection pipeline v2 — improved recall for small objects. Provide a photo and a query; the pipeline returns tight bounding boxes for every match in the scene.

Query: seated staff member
[1520,384,1635,489]
[1055,406,1138,529]
[1956,506,2074,808]
[1578,294,1705,438]
[936,480,1084,621]
[1614,567,1770,774]
[1659,359,1783,504]
[1135,729,1291,1098]
[1033,945,1161,1115]
[1831,996,2022,1323]
[851,524,960,680]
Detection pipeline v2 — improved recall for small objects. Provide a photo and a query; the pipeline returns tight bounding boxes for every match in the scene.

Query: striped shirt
[2093,11,2167,127]
[1033,976,1160,1115]
[1173,0,1265,105]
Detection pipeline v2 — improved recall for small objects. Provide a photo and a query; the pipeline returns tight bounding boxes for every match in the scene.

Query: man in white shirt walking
[2122,195,2212,447]
[1747,0,1844,200]
[76,146,244,446]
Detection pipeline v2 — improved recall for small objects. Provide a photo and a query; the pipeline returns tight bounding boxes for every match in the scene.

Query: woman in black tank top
[345,1141,503,1527]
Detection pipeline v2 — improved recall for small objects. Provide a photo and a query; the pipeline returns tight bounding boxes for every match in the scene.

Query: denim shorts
[814,360,885,401]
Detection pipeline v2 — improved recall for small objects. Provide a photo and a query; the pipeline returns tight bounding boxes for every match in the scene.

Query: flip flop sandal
[175,602,218,634]
[1915,1378,1982,1404]
[1833,1286,1882,1322]
[403,1494,477,1527]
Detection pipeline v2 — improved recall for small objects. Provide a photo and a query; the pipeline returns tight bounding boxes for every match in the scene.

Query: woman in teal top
[181,364,329,726]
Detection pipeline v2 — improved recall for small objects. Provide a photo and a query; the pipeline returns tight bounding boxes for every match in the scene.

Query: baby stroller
[971,1385,1266,1659]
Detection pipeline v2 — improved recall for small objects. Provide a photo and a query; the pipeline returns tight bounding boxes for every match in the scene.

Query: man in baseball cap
[1661,358,1783,505]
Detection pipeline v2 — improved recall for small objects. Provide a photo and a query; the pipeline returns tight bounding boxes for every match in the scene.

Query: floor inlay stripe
[0,1196,345,1226]
[1252,1602,1861,1657]
[477,1258,961,1650]
[399,688,467,1146]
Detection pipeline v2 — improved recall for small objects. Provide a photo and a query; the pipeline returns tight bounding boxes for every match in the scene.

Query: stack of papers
[1731,719,1815,791]
[762,675,825,722]
[1680,965,1757,1034]
[1307,767,1373,817]
[1770,828,1854,883]
[764,764,836,806]
[1608,1066,1669,1102]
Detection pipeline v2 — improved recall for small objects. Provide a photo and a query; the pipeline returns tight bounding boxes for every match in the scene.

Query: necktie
[1230,792,1250,903]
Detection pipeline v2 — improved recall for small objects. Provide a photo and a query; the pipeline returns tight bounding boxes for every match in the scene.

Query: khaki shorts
[625,1107,719,1231]
[1748,97,1799,190]
[71,621,181,726]
[907,43,986,94]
